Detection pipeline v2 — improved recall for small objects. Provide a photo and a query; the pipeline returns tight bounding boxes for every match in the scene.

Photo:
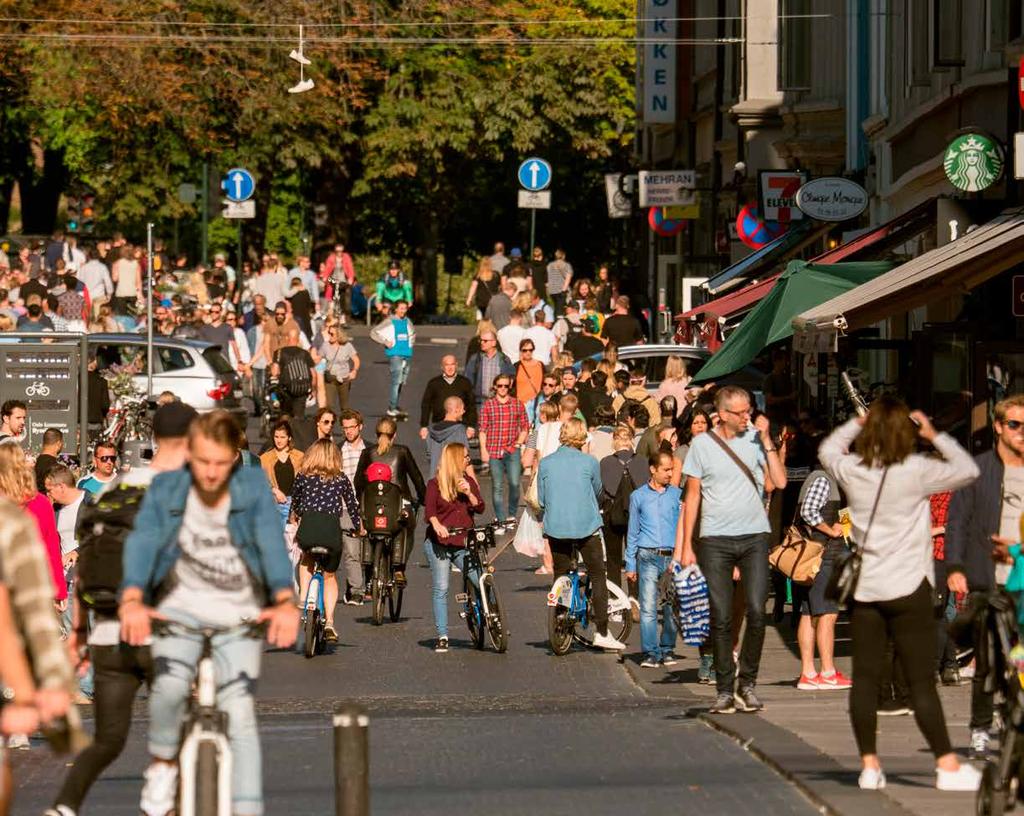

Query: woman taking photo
[818,396,980,792]
[316,319,360,413]
[424,443,485,652]
[260,420,304,527]
[354,417,426,587]
[290,439,362,643]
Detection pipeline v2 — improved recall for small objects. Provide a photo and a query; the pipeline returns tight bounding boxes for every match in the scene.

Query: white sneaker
[287,77,315,94]
[140,761,179,816]
[6,733,29,749]
[592,632,626,651]
[858,767,886,790]
[936,762,982,791]
[288,49,311,66]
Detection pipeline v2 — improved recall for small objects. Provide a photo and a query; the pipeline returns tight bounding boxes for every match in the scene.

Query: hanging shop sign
[735,203,787,250]
[758,170,807,223]
[795,177,868,222]
[943,132,1004,192]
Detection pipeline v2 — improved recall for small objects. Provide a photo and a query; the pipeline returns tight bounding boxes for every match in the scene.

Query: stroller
[955,590,1024,815]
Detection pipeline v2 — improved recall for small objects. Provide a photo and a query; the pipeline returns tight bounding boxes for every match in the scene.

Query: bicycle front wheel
[547,603,574,656]
[388,586,404,622]
[195,741,219,816]
[482,577,508,653]
[465,582,485,649]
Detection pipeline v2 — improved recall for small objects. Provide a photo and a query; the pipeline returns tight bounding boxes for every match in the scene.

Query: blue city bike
[301,546,335,659]
[447,520,511,653]
[546,553,634,656]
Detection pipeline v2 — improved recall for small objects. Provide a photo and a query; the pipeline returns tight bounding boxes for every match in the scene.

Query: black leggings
[54,643,153,811]
[603,524,624,590]
[549,533,609,635]
[850,580,952,758]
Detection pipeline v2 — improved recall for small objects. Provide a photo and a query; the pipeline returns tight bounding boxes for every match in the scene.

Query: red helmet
[366,462,393,483]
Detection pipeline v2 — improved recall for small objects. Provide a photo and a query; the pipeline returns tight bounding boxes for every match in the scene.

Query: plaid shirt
[479,397,529,457]
[799,474,832,527]
[340,438,366,482]
[930,491,951,560]
[0,498,73,690]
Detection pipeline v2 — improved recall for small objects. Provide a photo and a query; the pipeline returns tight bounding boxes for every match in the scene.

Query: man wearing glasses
[199,301,242,372]
[464,330,514,417]
[478,375,529,525]
[77,442,119,495]
[947,394,1024,759]
[675,386,786,715]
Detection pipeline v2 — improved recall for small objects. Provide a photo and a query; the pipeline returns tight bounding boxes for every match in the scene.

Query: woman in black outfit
[354,416,426,586]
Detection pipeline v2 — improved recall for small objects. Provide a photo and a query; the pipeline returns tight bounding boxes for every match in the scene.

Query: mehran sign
[795,177,869,222]
[638,170,695,208]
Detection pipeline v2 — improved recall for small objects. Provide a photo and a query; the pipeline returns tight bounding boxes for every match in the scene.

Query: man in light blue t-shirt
[674,385,787,715]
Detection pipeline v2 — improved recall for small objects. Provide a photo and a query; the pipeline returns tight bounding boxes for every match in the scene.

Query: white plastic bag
[512,508,545,558]
[672,562,711,646]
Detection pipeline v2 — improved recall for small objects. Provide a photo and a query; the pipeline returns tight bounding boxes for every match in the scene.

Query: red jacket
[322,252,355,285]
[425,476,484,547]
[25,492,67,601]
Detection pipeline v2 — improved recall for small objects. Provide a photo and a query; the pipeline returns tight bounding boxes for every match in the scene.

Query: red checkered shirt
[478,397,529,458]
[930,491,951,561]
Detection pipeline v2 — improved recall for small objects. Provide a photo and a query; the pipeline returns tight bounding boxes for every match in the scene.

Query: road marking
[429,338,458,345]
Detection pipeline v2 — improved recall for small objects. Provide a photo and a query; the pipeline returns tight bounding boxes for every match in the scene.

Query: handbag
[824,468,888,606]
[769,524,824,585]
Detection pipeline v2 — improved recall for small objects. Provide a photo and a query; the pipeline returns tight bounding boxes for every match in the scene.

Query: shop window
[906,0,931,88]
[932,0,964,68]
[779,0,812,91]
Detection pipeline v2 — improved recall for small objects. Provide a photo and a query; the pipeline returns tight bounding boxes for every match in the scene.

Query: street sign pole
[529,209,536,255]
[237,221,243,278]
[201,160,209,266]
[146,222,154,399]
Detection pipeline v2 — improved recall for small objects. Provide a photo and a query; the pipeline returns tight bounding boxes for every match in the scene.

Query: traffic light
[81,194,95,233]
[66,194,81,233]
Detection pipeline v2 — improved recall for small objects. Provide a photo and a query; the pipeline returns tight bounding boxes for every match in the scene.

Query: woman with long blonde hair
[0,445,64,605]
[423,443,484,651]
[465,258,500,321]
[290,439,362,642]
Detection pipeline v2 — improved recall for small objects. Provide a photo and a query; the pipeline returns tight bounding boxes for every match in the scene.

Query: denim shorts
[794,540,845,616]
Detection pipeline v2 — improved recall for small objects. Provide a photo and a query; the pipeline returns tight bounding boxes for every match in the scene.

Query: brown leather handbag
[769,525,824,585]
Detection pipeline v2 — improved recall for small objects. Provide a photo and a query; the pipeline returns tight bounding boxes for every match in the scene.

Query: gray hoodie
[426,421,468,477]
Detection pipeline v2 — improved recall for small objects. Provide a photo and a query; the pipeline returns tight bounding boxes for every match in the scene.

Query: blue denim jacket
[537,446,603,539]
[122,465,293,604]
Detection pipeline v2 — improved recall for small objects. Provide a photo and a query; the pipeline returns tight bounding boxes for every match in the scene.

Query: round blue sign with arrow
[222,168,255,203]
[517,157,552,192]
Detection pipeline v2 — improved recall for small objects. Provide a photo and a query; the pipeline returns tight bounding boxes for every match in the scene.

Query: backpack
[278,347,312,398]
[360,479,404,535]
[605,457,637,530]
[76,481,147,611]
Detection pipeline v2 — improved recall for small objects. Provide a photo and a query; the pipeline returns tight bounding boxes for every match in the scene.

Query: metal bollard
[334,703,370,816]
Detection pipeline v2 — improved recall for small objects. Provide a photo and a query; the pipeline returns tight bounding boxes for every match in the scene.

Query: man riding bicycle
[119,410,299,816]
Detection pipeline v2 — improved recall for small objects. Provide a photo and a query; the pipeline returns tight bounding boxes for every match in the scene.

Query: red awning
[676,274,779,321]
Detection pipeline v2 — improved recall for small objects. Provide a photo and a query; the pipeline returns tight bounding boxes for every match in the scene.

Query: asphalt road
[9,327,816,816]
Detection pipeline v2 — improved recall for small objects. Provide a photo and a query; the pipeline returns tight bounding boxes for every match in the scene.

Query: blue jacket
[538,445,603,538]
[464,351,515,400]
[122,465,293,604]
[625,483,683,573]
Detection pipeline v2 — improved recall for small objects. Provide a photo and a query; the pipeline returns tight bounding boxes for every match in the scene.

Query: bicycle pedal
[455,593,469,603]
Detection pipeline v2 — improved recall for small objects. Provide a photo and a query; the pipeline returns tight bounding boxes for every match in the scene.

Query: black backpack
[278,347,312,398]
[605,457,637,530]
[76,481,148,611]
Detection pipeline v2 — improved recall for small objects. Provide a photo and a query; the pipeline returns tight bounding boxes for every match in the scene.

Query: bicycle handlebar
[445,520,517,537]
[152,619,267,640]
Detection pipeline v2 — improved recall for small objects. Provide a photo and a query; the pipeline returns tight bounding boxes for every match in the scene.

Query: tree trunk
[18,146,66,235]
[0,177,14,235]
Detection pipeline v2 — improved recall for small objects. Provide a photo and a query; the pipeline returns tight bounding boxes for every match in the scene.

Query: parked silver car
[88,334,246,417]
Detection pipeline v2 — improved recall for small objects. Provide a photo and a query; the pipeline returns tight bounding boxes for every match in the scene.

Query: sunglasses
[521,347,534,352]
[319,418,336,426]
[1004,420,1024,431]
[543,382,557,388]
[97,455,117,463]
[495,382,511,389]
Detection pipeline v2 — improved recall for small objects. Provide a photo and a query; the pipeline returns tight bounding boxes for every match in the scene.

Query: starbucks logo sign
[944,133,1003,192]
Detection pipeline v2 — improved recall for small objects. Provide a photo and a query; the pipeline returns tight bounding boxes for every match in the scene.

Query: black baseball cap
[152,402,198,439]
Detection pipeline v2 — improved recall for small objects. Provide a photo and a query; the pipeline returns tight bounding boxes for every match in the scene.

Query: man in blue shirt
[625,450,682,668]
[370,300,415,418]
[676,385,787,715]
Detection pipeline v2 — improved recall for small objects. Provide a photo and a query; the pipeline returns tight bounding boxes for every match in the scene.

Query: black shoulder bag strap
[706,429,760,496]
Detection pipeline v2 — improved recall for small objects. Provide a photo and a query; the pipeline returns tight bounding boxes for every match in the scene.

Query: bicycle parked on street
[153,619,266,816]
[547,552,634,656]
[447,519,511,653]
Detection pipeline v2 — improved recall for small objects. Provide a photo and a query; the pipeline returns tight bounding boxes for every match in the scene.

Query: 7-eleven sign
[759,170,808,223]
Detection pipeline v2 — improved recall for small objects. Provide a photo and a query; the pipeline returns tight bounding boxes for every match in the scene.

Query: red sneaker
[817,670,853,690]
[796,673,820,690]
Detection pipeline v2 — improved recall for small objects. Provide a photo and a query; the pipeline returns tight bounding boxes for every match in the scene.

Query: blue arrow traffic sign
[518,157,552,192]
[222,167,255,203]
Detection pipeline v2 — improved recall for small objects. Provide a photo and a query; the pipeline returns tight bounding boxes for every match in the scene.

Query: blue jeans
[149,612,265,816]
[424,539,481,638]
[487,449,521,521]
[637,549,678,661]
[698,533,770,695]
[276,496,291,528]
[387,355,411,410]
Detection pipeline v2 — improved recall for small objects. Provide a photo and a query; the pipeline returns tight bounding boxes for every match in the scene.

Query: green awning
[691,260,893,384]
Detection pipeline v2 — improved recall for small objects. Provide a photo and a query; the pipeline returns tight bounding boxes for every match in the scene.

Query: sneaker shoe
[324,624,338,643]
[592,631,627,651]
[936,762,982,792]
[6,733,29,749]
[43,807,77,816]
[735,686,764,712]
[661,652,679,667]
[434,636,449,653]
[393,570,407,588]
[858,767,886,790]
[639,655,662,668]
[385,408,400,417]
[343,595,363,606]
[796,673,820,691]
[969,728,991,760]
[73,691,93,705]
[697,654,715,684]
[877,702,912,716]
[288,48,311,66]
[816,670,853,690]
[451,563,461,574]
[940,666,961,686]
[140,761,178,816]
[709,692,736,714]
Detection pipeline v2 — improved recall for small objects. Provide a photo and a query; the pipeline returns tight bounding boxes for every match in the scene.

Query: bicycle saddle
[308,546,330,556]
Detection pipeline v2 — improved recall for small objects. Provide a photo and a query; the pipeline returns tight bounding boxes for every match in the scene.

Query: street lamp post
[146,222,154,399]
